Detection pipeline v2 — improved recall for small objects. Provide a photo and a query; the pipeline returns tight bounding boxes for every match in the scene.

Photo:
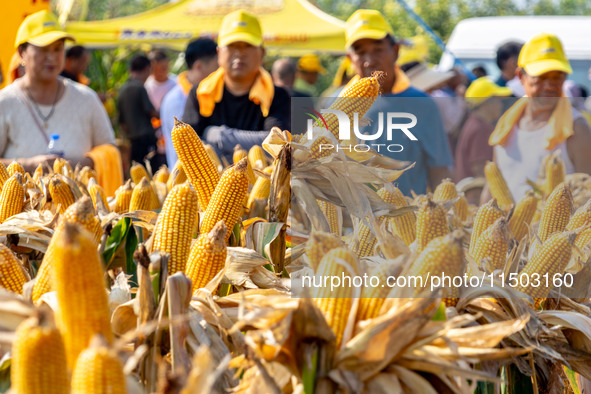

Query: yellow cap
[518,33,572,77]
[397,36,429,66]
[345,10,394,49]
[218,10,263,47]
[15,10,74,49]
[297,54,327,74]
[465,77,512,107]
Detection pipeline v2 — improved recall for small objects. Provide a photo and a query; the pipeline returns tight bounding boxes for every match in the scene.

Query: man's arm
[566,118,591,174]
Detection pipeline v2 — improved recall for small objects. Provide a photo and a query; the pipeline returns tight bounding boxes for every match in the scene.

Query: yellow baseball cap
[298,54,327,74]
[218,10,263,47]
[15,10,74,49]
[345,9,394,49]
[518,33,572,76]
[465,77,512,107]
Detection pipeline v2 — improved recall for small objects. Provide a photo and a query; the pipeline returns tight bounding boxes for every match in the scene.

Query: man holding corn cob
[182,10,290,160]
[484,33,591,201]
[344,10,453,195]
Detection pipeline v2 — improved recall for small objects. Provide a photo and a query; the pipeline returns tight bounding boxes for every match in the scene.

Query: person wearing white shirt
[145,49,178,112]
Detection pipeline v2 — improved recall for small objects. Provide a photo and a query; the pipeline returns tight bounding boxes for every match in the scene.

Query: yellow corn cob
[469,217,510,274]
[166,160,188,191]
[233,145,256,184]
[353,219,377,258]
[408,231,465,301]
[185,221,227,293]
[356,265,391,322]
[152,183,199,274]
[0,243,28,294]
[129,177,155,211]
[469,199,505,257]
[11,309,69,394]
[53,158,73,178]
[305,231,346,272]
[312,247,358,347]
[508,191,539,241]
[130,161,150,184]
[52,222,112,369]
[32,163,44,184]
[113,179,133,213]
[543,153,565,197]
[71,335,126,394]
[377,186,416,246]
[455,195,469,222]
[309,135,337,160]
[433,178,458,202]
[77,166,97,187]
[484,161,514,210]
[317,199,340,235]
[7,161,25,176]
[415,198,449,253]
[204,143,223,174]
[33,197,102,303]
[566,198,591,231]
[0,173,25,223]
[0,162,10,190]
[87,178,109,212]
[171,118,220,210]
[200,158,249,242]
[49,175,76,214]
[246,171,272,214]
[248,145,267,170]
[537,182,573,243]
[517,231,576,308]
[575,227,591,250]
[153,165,170,184]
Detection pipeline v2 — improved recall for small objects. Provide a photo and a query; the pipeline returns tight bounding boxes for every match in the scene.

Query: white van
[438,16,591,91]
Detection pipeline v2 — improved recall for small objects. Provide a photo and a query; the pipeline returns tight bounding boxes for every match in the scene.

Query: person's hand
[203,125,224,147]
[21,154,59,174]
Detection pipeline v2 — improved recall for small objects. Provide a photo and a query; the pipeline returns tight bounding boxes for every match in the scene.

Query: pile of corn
[0,75,590,393]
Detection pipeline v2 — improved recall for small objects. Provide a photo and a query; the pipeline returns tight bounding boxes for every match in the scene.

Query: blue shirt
[362,87,453,195]
[160,84,187,168]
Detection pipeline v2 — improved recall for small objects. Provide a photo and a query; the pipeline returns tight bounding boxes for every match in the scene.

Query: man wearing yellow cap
[455,77,512,203]
[484,33,591,200]
[182,10,290,159]
[294,54,326,97]
[344,9,453,195]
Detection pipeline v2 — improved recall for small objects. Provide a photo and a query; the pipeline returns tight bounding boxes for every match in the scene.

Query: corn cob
[312,247,358,347]
[87,177,109,212]
[484,161,514,210]
[0,162,10,190]
[246,168,273,214]
[171,118,220,210]
[455,195,469,222]
[152,183,199,274]
[509,191,539,241]
[233,145,256,184]
[166,160,188,191]
[200,158,249,242]
[49,175,76,213]
[0,243,28,294]
[53,158,73,178]
[433,178,458,202]
[543,153,565,197]
[0,173,24,223]
[309,135,337,160]
[248,145,267,170]
[32,163,44,184]
[566,198,591,231]
[113,179,133,213]
[353,219,377,258]
[71,335,126,394]
[356,264,391,322]
[129,177,155,211]
[204,143,223,174]
[7,161,25,176]
[575,227,591,250]
[469,199,505,257]
[317,199,340,235]
[537,182,573,243]
[377,186,416,246]
[185,221,227,293]
[32,197,102,303]
[408,231,465,302]
[153,165,170,184]
[517,231,576,308]
[77,166,97,187]
[415,198,449,253]
[52,222,112,369]
[130,161,150,184]
[469,217,510,273]
[11,309,69,394]
[305,231,346,272]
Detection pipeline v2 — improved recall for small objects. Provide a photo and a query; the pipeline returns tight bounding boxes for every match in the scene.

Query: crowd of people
[2,8,591,202]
